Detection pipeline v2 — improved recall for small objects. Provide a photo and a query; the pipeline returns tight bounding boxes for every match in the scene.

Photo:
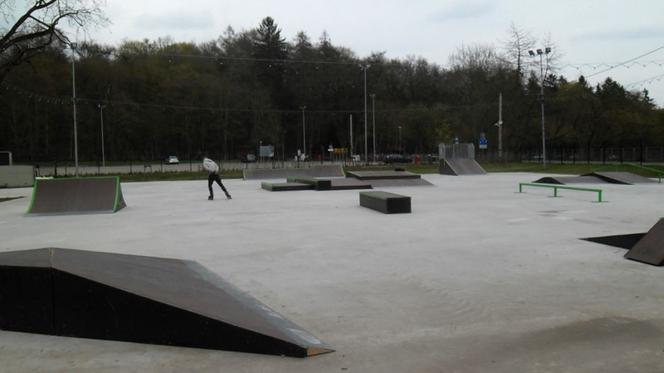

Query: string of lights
[625,72,664,88]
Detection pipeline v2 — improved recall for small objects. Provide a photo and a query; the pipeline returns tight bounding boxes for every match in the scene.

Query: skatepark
[1,172,664,372]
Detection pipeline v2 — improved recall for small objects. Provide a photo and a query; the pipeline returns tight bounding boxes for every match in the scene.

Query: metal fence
[476,146,664,164]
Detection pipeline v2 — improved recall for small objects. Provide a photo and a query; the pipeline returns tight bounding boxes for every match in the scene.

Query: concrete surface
[1,173,663,373]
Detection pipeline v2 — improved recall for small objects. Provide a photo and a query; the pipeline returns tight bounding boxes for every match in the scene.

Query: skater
[203,157,231,200]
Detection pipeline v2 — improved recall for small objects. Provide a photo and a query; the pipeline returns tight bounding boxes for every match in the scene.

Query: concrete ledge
[261,182,313,192]
[286,177,332,191]
[359,191,411,214]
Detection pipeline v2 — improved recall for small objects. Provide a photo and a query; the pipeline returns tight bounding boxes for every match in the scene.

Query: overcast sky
[76,0,664,106]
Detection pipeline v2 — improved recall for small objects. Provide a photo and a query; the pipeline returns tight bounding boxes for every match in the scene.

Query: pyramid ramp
[0,248,332,357]
[244,165,344,180]
[583,172,657,185]
[534,176,608,185]
[27,177,126,214]
[625,219,664,266]
[439,159,486,175]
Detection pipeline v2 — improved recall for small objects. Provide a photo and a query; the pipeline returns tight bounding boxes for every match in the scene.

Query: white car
[166,156,179,164]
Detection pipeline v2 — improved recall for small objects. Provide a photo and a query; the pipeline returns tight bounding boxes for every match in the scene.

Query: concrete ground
[1,173,663,373]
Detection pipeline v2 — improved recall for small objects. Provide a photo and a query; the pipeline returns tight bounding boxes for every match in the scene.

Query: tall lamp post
[360,64,371,165]
[370,93,376,163]
[300,106,306,160]
[71,43,79,176]
[98,104,106,169]
[398,126,402,154]
[529,47,551,166]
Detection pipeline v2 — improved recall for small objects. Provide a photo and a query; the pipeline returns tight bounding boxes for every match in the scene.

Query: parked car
[165,155,179,164]
[384,154,411,164]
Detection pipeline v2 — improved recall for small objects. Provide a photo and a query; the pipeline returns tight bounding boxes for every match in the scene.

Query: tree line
[1,16,662,164]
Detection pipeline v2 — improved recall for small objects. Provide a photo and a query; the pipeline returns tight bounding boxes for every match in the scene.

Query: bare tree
[0,0,106,81]
[502,22,535,77]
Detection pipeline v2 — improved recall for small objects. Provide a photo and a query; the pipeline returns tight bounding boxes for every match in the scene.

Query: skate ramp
[533,176,608,185]
[439,159,486,175]
[27,177,126,214]
[244,165,344,180]
[0,248,332,357]
[583,172,657,185]
[625,219,664,266]
[582,233,647,250]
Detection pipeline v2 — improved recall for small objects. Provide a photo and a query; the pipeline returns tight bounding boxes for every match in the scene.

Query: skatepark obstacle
[0,248,333,357]
[359,191,411,214]
[583,218,664,266]
[519,183,604,202]
[27,177,126,214]
[625,219,664,266]
[438,143,486,175]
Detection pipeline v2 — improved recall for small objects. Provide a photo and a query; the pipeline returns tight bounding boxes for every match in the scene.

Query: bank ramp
[439,158,486,175]
[0,248,332,357]
[583,172,657,185]
[582,218,664,266]
[27,177,126,214]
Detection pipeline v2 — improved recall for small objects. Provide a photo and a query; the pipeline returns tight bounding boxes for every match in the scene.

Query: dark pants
[208,173,230,198]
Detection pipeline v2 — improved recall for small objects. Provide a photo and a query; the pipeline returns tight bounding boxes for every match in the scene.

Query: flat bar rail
[519,183,604,202]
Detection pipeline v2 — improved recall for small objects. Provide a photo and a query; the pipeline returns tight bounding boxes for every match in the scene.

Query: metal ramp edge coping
[26,176,126,214]
[0,248,333,357]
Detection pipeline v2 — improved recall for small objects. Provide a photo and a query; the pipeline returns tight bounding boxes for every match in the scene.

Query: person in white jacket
[203,157,231,200]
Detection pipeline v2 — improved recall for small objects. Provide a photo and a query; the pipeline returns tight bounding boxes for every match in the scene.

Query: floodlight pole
[98,104,106,169]
[530,48,551,167]
[71,44,79,177]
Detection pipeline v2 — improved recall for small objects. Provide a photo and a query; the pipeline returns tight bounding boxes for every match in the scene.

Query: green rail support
[518,183,604,202]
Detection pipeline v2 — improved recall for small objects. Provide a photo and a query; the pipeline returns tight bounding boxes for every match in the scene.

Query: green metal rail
[518,183,604,202]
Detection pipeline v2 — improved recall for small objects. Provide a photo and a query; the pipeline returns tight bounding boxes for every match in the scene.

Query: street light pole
[98,104,106,170]
[361,64,370,165]
[529,47,551,167]
[300,106,306,160]
[398,126,402,154]
[494,92,503,159]
[349,114,353,163]
[71,43,79,176]
[370,93,376,163]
